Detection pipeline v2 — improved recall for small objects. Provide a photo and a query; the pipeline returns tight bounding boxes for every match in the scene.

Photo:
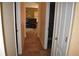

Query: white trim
[65,3,75,56]
[51,2,65,56]
[13,2,18,56]
[55,3,63,55]
[44,2,50,49]
[16,2,22,55]
[51,2,58,55]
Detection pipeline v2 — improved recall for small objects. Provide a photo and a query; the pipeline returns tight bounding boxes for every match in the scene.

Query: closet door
[55,3,67,56]
[52,2,75,56]
[52,3,62,56]
[61,3,74,55]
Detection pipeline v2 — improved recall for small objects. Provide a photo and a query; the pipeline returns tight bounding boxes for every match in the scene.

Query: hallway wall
[20,3,26,49]
[68,3,79,56]
[38,3,46,48]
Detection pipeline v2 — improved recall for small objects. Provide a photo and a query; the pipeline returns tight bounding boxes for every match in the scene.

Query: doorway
[22,2,44,56]
[15,2,55,56]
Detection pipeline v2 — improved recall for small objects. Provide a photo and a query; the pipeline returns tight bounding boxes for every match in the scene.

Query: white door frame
[15,2,57,54]
[16,2,50,51]
[15,2,22,55]
[44,2,50,49]
[51,2,75,56]
[51,2,61,56]
[65,3,75,56]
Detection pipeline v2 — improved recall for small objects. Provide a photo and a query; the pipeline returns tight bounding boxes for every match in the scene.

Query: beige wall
[68,3,79,56]
[26,8,38,18]
[20,3,26,49]
[2,3,17,56]
[38,3,46,48]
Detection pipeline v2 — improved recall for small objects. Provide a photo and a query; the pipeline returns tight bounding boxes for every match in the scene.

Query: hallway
[22,30,51,56]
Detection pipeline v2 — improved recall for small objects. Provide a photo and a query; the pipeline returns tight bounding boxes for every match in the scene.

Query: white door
[51,2,75,56]
[44,2,50,49]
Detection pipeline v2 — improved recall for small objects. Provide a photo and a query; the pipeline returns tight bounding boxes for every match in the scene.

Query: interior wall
[2,2,17,56]
[26,8,38,18]
[68,3,79,56]
[38,3,46,48]
[20,2,26,49]
[0,3,5,56]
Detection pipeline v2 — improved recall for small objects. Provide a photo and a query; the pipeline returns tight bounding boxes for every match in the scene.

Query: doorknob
[65,37,68,42]
[55,37,58,40]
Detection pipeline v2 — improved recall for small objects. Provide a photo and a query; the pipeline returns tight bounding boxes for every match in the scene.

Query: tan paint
[68,3,79,56]
[26,8,38,18]
[38,3,46,48]
[20,3,26,50]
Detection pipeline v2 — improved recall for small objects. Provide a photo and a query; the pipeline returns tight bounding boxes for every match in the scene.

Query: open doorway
[15,2,55,56]
[22,2,45,56]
